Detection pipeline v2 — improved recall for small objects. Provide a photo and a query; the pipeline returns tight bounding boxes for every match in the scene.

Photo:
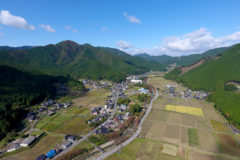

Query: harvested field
[106,138,185,160]
[147,109,168,122]
[180,127,188,144]
[196,119,211,130]
[189,151,222,160]
[216,133,240,156]
[198,130,219,153]
[204,109,226,122]
[162,144,178,156]
[9,134,63,160]
[181,115,196,128]
[187,128,199,146]
[72,89,109,107]
[144,121,167,140]
[163,124,181,144]
[210,120,230,133]
[167,112,182,125]
[166,105,204,117]
[141,120,153,137]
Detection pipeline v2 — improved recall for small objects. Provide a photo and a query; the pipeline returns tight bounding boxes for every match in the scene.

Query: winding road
[94,83,159,160]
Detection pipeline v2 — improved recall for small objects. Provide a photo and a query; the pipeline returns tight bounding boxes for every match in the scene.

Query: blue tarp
[46,149,56,158]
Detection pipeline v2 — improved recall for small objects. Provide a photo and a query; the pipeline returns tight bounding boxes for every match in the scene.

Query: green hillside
[165,43,240,129]
[135,47,229,67]
[0,41,166,82]
[0,65,85,139]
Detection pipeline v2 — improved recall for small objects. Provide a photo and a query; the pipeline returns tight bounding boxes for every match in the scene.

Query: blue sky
[0,0,240,56]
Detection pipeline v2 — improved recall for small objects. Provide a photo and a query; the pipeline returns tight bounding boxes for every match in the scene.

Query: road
[53,89,119,159]
[94,84,159,160]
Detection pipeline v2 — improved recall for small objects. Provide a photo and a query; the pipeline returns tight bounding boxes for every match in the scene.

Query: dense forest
[0,40,165,82]
[164,43,240,129]
[0,65,85,140]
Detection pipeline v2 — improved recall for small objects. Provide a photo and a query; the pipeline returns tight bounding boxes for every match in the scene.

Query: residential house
[64,135,78,142]
[62,141,72,149]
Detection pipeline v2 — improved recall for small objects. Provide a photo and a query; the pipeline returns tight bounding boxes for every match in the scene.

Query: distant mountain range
[0,46,33,50]
[0,40,166,82]
[135,47,230,67]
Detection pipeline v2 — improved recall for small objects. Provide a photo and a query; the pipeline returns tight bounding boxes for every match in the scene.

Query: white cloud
[0,10,35,30]
[101,27,109,31]
[123,12,141,24]
[65,25,78,33]
[40,24,56,32]
[128,28,240,56]
[117,40,132,50]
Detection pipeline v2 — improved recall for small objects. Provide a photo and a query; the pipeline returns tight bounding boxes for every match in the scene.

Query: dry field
[72,89,109,107]
[106,138,185,160]
[139,76,240,159]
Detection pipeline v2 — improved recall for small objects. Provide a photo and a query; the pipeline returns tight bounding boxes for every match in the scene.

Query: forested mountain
[164,43,240,129]
[135,47,229,67]
[99,47,165,72]
[0,46,33,50]
[0,65,85,139]
[0,40,165,82]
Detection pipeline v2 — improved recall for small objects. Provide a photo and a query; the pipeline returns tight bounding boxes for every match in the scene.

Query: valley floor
[106,76,240,160]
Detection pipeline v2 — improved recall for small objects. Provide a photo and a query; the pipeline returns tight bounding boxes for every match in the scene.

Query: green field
[188,128,199,146]
[35,113,75,132]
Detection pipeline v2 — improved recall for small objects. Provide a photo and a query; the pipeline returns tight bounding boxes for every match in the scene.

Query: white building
[131,79,142,84]
[20,136,35,147]
[7,143,21,152]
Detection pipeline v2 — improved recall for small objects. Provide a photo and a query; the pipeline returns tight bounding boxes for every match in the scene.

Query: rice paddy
[165,105,204,117]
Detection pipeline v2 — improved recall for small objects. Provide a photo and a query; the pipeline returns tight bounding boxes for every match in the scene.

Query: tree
[130,104,142,114]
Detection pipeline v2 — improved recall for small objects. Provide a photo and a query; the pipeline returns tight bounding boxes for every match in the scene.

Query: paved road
[53,89,119,159]
[94,84,159,160]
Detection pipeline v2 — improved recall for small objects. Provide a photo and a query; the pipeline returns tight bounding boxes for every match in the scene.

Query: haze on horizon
[0,0,240,56]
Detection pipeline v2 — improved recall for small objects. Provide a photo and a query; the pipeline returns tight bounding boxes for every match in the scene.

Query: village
[0,74,152,160]
[164,84,208,101]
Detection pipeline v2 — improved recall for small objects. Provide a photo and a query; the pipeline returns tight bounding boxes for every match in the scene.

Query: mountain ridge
[0,40,166,82]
